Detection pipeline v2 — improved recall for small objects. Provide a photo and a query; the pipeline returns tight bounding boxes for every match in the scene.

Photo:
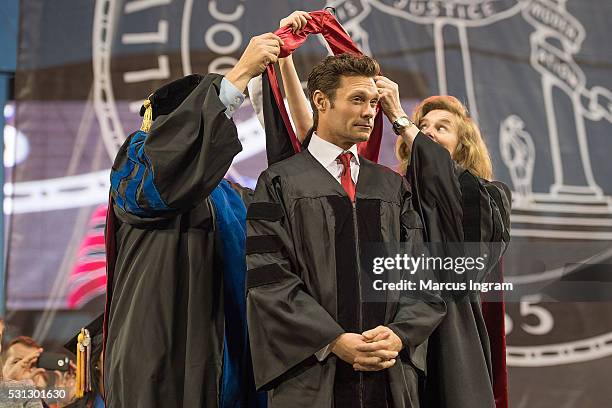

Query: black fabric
[327,195,361,408]
[246,235,285,255]
[357,199,388,408]
[139,74,204,119]
[247,263,287,289]
[105,74,250,408]
[408,133,511,408]
[246,202,284,221]
[460,171,482,243]
[246,150,446,407]
[301,129,314,149]
[262,70,296,165]
[485,183,511,243]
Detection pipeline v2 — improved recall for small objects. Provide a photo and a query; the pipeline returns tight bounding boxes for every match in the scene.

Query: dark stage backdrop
[7,1,612,406]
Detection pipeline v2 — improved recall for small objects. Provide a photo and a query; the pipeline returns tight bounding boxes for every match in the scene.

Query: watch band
[392,116,414,135]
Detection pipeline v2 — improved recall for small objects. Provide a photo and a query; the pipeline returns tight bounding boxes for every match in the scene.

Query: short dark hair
[306,53,380,130]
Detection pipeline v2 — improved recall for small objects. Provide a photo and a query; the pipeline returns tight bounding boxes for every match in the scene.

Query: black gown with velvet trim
[104,74,251,408]
[407,133,511,408]
[245,149,447,408]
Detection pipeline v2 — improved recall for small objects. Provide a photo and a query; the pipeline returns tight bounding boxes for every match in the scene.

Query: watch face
[395,117,411,127]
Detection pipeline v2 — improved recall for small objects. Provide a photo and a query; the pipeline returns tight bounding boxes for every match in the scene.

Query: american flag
[66,205,108,309]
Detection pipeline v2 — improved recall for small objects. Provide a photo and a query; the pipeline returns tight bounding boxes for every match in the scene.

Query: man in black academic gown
[245,53,446,408]
[103,33,284,408]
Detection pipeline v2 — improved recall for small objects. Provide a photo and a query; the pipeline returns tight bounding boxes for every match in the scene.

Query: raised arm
[278,11,314,142]
[110,33,283,219]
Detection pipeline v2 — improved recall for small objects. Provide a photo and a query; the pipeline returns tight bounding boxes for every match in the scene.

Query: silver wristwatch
[392,116,414,135]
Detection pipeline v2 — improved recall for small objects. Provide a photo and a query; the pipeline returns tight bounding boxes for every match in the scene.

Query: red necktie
[337,152,356,202]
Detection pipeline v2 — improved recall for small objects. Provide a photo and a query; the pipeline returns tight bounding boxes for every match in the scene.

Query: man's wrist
[225,63,251,93]
[329,333,344,355]
[392,115,416,135]
[387,325,406,351]
[386,110,407,124]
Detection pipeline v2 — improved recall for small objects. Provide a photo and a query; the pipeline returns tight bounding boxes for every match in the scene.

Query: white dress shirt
[307,132,361,361]
[307,132,360,186]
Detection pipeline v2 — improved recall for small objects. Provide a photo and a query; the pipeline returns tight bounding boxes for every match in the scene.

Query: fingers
[263,44,281,56]
[281,11,312,32]
[366,331,390,343]
[353,359,396,372]
[366,349,399,360]
[375,76,398,93]
[298,13,310,29]
[356,339,386,352]
[22,348,43,367]
[354,356,384,366]
[375,75,394,85]
[262,50,279,66]
[294,11,311,31]
[362,325,385,339]
[355,349,398,362]
[257,32,284,47]
[29,368,47,379]
[356,339,395,353]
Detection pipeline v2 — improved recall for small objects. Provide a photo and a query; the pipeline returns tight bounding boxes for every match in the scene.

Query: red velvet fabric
[102,196,117,403]
[482,260,509,408]
[266,9,383,162]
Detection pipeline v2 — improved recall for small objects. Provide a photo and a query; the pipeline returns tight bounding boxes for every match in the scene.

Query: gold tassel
[140,98,153,132]
[84,329,92,394]
[76,330,84,398]
[75,328,92,398]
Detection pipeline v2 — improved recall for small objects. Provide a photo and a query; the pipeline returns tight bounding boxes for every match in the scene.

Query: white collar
[307,132,360,169]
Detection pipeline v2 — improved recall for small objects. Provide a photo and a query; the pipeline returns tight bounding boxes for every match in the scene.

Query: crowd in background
[0,318,77,408]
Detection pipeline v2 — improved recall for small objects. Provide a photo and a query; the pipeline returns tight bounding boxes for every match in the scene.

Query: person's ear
[312,90,328,113]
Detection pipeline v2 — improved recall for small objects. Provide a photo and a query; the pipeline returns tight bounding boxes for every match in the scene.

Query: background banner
[6,1,612,405]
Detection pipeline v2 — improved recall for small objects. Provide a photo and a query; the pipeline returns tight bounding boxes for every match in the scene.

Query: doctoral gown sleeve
[407,133,511,265]
[408,132,512,407]
[110,74,242,218]
[245,170,345,391]
[388,181,447,371]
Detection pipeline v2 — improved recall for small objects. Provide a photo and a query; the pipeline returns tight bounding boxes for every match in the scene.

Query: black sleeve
[407,132,464,242]
[110,74,242,218]
[388,180,447,371]
[408,132,511,278]
[245,170,345,390]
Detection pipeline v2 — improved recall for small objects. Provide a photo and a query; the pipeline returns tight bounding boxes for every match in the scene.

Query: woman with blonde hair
[277,10,511,408]
[395,95,492,179]
[388,93,511,408]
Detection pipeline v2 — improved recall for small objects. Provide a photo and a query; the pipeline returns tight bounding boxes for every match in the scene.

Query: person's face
[418,109,460,155]
[317,75,378,149]
[3,343,35,373]
[2,343,47,388]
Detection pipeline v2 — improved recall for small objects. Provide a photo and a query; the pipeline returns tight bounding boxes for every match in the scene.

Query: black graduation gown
[245,150,447,408]
[104,74,249,408]
[407,134,511,408]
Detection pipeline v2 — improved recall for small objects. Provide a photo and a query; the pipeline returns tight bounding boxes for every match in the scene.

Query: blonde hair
[396,95,493,180]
